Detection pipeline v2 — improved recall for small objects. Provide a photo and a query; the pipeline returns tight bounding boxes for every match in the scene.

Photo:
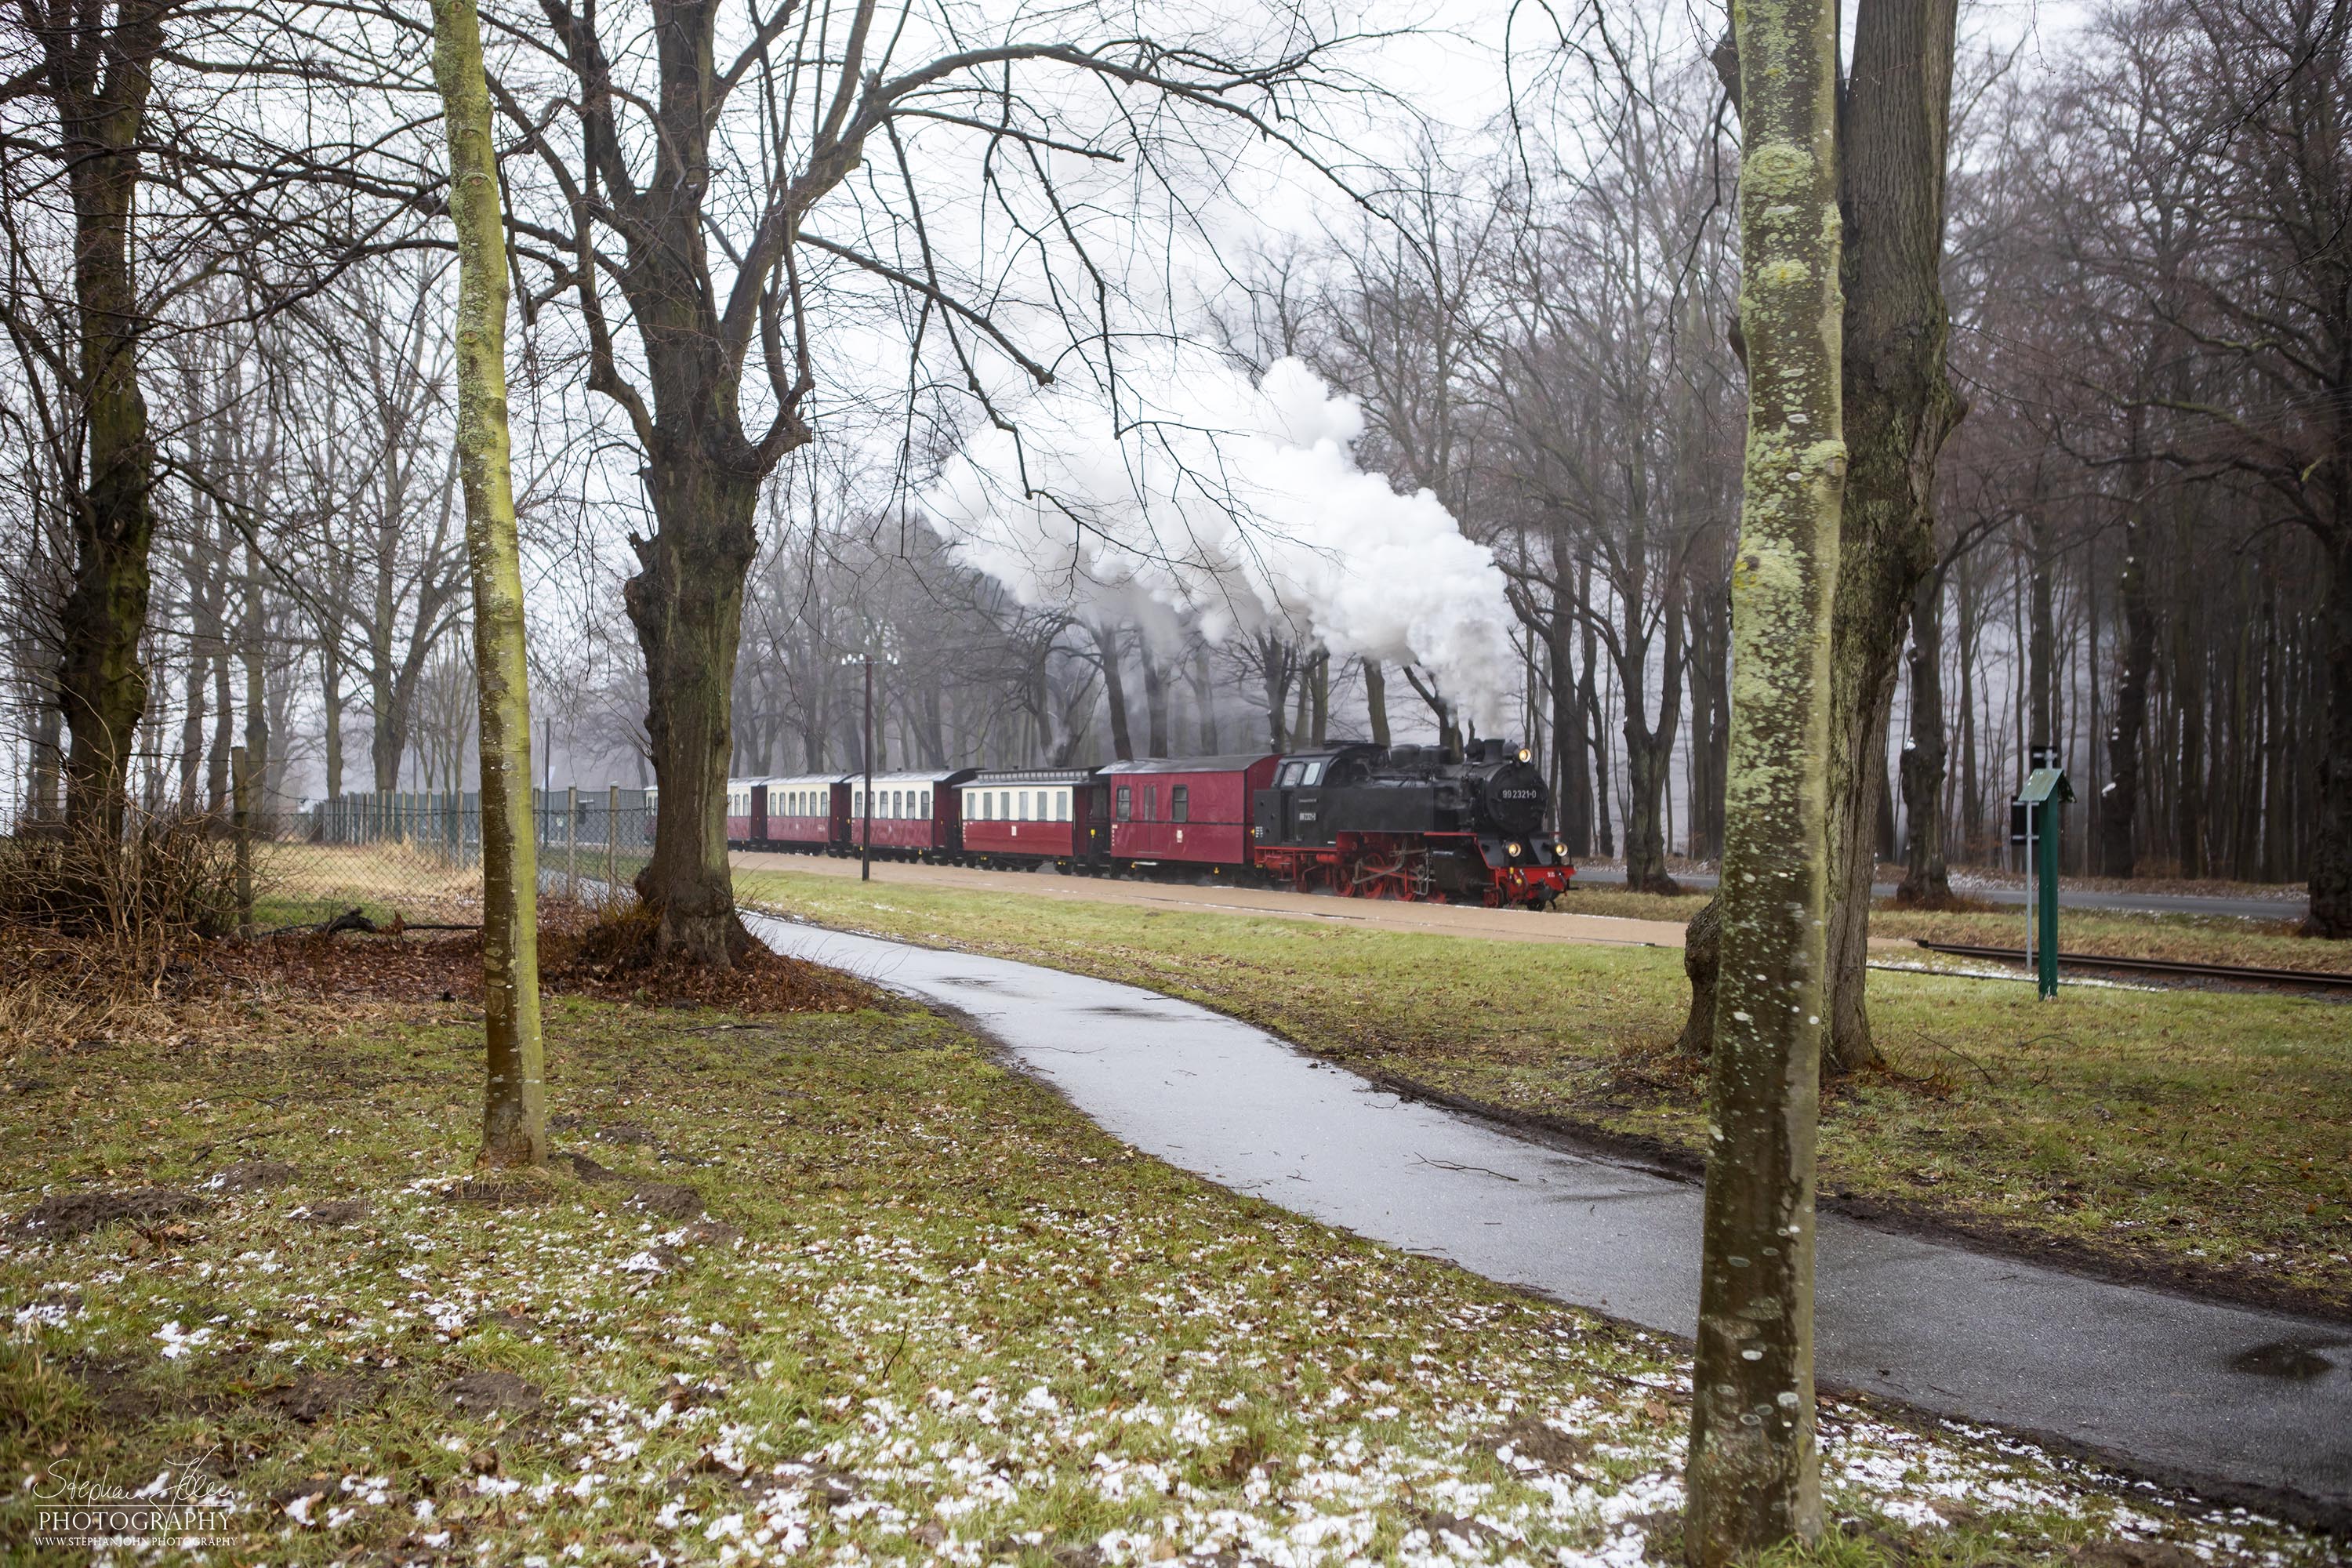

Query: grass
[0,944,2332,1566]
[736,867,2352,1319]
[1547,887,2350,974]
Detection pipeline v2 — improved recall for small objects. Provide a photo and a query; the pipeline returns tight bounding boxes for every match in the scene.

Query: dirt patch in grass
[136,896,891,1020]
[10,1187,209,1240]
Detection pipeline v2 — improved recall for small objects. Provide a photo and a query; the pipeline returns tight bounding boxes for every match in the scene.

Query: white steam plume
[920,351,1519,731]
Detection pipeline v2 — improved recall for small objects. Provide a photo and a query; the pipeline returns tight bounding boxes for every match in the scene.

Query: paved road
[1576,864,2310,922]
[751,913,2352,1525]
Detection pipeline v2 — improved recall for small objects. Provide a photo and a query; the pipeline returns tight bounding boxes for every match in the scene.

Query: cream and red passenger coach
[849,770,977,859]
[742,775,850,852]
[956,768,1095,866]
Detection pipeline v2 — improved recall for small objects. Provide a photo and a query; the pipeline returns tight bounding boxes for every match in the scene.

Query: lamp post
[861,652,874,883]
[840,642,896,883]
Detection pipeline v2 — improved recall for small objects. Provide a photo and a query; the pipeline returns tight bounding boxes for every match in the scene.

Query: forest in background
[2,0,2343,896]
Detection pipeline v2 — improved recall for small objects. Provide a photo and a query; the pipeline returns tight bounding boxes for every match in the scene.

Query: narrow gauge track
[1914,940,2352,993]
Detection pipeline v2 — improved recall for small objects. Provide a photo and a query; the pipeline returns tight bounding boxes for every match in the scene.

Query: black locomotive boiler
[1250,738,1574,908]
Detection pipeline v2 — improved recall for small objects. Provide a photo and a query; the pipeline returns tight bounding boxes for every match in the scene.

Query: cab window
[1300,760,1326,786]
[1171,786,1189,822]
[1277,762,1304,788]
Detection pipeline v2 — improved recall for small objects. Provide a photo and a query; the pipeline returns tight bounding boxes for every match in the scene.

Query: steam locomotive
[731,736,1572,909]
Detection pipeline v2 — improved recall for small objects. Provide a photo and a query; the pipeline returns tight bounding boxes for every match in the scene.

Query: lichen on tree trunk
[1681,0,1845,1552]
[427,0,545,1169]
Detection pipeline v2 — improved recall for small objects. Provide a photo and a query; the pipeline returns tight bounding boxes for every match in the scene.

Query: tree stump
[1674,894,1722,1058]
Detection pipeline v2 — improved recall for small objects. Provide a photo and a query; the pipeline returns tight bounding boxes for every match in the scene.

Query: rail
[1911,940,2352,993]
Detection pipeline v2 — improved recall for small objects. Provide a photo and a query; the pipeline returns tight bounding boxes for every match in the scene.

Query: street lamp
[840,641,898,882]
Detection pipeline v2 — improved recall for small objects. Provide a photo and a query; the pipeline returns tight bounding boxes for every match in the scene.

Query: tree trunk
[241,541,270,819]
[1547,624,1592,854]
[2029,511,2055,745]
[321,641,347,800]
[53,0,167,838]
[1363,656,1392,747]
[1258,633,1293,751]
[1682,0,1842,1554]
[1308,650,1330,746]
[1896,568,1952,903]
[1141,645,1169,757]
[1192,646,1221,753]
[2102,508,2158,877]
[628,462,762,961]
[2176,588,2208,880]
[1956,552,1980,852]
[31,694,64,820]
[2307,535,2352,935]
[430,0,546,1167]
[1092,622,1135,761]
[208,648,233,816]
[1816,0,1962,1076]
[1621,596,1685,894]
[177,642,208,815]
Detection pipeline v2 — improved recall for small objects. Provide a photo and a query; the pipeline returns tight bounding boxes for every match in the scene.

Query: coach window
[920,790,931,818]
[1142,786,1156,821]
[894,790,905,817]
[1115,785,1132,822]
[1171,786,1189,822]
[1058,789,1069,821]
[1014,789,1025,819]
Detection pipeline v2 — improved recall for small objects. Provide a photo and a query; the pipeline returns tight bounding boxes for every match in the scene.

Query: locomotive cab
[1255,745,1381,846]
[1250,739,1575,908]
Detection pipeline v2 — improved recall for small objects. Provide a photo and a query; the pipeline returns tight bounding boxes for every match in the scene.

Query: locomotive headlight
[1517,747,1532,763]
[1506,841,1522,858]
[1554,842,1567,859]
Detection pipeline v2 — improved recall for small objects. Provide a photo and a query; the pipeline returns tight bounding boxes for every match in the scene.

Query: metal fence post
[607,782,619,895]
[566,783,578,901]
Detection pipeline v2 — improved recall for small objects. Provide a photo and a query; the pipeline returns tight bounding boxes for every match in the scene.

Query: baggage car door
[1083,784,1109,858]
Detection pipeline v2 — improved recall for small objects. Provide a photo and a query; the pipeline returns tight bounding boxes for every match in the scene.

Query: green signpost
[2011,745,2074,1000]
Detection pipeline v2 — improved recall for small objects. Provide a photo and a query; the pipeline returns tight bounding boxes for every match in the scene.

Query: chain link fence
[263,786,656,931]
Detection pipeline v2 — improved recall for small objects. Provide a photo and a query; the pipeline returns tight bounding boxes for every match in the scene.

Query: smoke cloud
[920,351,1519,729]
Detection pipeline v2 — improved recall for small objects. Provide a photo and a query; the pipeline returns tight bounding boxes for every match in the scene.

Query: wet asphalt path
[748,913,2352,1523]
[1576,865,2309,922]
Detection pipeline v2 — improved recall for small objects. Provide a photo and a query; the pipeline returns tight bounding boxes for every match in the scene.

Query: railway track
[1912,940,2352,993]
